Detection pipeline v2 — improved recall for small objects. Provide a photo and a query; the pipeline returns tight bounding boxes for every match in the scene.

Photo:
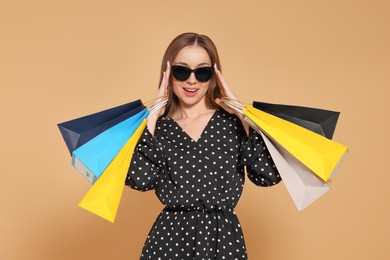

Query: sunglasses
[171,65,214,82]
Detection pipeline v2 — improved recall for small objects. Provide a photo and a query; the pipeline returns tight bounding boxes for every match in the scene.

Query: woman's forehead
[174,45,211,67]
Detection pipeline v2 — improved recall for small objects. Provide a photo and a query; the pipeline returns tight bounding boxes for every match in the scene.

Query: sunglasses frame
[171,65,214,82]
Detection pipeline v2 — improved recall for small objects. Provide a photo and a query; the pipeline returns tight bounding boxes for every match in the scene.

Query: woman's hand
[148,61,170,136]
[156,61,170,117]
[214,64,242,115]
[214,64,250,134]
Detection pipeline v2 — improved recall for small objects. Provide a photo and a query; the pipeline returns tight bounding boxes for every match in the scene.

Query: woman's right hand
[147,61,170,136]
[155,61,170,117]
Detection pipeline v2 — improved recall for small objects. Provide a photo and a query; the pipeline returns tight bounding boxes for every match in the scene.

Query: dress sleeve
[241,127,281,187]
[125,126,164,191]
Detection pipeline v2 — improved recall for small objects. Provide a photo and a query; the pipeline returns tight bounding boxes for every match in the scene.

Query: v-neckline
[168,108,219,143]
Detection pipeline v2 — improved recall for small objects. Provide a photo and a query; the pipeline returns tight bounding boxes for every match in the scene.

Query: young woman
[126,32,281,260]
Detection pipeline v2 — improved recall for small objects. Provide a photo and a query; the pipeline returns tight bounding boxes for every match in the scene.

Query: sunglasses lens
[172,66,191,81]
[195,67,213,82]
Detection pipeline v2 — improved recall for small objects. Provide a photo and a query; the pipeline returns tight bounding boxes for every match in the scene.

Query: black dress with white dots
[126,108,281,260]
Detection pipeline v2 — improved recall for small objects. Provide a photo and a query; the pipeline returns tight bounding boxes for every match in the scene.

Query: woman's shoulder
[155,116,174,132]
[214,107,246,132]
[215,107,241,122]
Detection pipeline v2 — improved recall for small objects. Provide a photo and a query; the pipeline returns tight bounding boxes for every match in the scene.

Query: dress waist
[164,205,233,213]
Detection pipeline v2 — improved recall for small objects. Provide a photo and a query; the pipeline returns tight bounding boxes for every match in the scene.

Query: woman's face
[171,45,212,108]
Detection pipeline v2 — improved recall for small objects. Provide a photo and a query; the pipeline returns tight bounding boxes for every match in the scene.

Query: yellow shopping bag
[78,119,147,223]
[244,105,348,182]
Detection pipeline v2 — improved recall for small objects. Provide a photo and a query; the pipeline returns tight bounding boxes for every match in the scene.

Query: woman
[126,32,281,260]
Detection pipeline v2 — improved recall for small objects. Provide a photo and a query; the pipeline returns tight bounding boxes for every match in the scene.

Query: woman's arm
[241,127,281,187]
[125,127,165,191]
[212,64,280,186]
[126,62,170,190]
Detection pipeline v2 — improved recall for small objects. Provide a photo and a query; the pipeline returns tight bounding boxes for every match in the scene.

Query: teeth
[184,88,198,93]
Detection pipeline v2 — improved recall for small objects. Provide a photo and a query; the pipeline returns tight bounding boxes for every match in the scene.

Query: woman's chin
[178,96,206,108]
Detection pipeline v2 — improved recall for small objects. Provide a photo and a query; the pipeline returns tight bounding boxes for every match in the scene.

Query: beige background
[1,0,389,259]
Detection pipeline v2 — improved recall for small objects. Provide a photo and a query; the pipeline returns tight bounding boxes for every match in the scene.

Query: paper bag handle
[144,96,169,116]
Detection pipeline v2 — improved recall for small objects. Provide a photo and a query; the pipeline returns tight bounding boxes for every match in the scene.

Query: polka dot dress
[126,108,281,260]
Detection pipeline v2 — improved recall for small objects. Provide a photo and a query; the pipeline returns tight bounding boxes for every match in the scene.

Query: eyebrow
[174,62,211,67]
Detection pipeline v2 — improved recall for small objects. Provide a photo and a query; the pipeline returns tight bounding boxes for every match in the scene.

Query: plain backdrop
[1,0,389,259]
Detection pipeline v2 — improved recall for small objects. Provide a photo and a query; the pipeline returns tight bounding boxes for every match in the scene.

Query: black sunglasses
[171,65,214,82]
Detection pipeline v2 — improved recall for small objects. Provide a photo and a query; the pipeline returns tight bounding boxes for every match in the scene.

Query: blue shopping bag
[58,100,144,155]
[71,109,149,183]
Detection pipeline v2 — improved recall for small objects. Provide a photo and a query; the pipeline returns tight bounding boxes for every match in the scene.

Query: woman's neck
[172,100,215,120]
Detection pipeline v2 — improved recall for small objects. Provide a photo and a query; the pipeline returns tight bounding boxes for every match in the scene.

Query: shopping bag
[244,105,348,182]
[59,98,167,184]
[260,131,331,211]
[251,101,340,210]
[72,109,149,183]
[221,98,348,210]
[78,119,147,222]
[58,97,168,222]
[58,100,144,155]
[253,101,340,139]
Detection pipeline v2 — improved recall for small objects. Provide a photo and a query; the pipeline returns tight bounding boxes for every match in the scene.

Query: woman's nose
[186,72,197,84]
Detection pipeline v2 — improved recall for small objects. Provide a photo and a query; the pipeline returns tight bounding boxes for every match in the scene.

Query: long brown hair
[159,32,222,118]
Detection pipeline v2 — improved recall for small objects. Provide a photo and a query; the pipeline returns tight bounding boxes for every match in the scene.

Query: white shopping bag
[260,131,331,211]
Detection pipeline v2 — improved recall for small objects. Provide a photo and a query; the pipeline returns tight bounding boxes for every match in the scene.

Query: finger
[157,73,166,95]
[166,60,171,77]
[214,64,224,88]
[214,64,227,87]
[158,65,170,97]
[214,64,236,99]
[161,61,171,96]
[214,65,227,97]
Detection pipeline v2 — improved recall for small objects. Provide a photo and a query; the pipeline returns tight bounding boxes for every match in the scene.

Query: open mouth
[183,88,199,95]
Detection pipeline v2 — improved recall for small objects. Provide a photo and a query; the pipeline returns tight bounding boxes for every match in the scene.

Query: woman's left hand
[214,64,242,116]
[214,64,250,134]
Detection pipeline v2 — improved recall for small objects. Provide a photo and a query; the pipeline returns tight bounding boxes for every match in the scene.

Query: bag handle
[221,97,264,134]
[220,97,246,116]
[144,96,169,115]
[143,96,168,108]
